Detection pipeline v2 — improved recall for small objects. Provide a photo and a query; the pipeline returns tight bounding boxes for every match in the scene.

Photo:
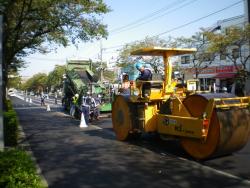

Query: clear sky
[20,0,245,77]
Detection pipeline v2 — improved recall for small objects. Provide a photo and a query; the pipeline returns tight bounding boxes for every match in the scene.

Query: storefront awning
[215,73,236,79]
[197,74,217,78]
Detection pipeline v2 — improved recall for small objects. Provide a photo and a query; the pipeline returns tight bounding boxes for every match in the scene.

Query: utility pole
[0,15,4,150]
[100,40,103,82]
[244,0,250,23]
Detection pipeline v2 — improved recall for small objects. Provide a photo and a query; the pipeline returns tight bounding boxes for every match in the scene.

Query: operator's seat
[141,73,163,100]
[150,73,163,89]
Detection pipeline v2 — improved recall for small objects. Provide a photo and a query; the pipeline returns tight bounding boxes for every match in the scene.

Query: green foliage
[4,99,13,111]
[1,0,110,100]
[22,73,48,93]
[0,149,46,188]
[7,72,22,89]
[91,62,115,82]
[117,36,176,73]
[47,65,65,92]
[176,32,215,78]
[204,24,250,78]
[3,100,18,147]
[4,109,18,147]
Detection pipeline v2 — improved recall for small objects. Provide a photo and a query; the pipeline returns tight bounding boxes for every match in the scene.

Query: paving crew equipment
[63,60,112,116]
[112,47,250,160]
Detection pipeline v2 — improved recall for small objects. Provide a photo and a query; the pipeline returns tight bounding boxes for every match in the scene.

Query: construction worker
[40,95,46,106]
[135,60,152,97]
[55,93,58,104]
[82,95,90,125]
[70,94,79,117]
[92,96,100,120]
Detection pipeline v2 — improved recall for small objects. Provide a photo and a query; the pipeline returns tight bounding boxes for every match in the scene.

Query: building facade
[177,15,249,93]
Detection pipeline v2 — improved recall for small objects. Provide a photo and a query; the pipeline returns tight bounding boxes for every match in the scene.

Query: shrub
[4,100,18,147]
[5,99,13,111]
[0,149,46,188]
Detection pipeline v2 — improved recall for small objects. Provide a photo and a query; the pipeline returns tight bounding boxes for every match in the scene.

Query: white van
[8,89,15,96]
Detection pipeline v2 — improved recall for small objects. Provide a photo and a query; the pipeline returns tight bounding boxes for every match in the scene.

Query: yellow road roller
[112,47,250,160]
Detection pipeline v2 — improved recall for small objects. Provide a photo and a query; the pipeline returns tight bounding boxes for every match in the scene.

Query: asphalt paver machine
[63,60,112,114]
[112,47,250,160]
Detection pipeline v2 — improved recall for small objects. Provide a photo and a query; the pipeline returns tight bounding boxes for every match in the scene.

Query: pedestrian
[41,95,45,106]
[55,93,58,104]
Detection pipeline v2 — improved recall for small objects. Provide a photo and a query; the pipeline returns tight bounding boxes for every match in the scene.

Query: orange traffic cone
[80,112,87,128]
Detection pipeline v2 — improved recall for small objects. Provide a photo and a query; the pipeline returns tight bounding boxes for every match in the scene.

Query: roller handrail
[213,96,250,101]
[215,103,249,108]
[135,80,164,84]
[213,96,250,109]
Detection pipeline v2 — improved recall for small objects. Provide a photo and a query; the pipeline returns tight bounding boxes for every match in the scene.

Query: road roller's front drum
[112,95,132,141]
[181,93,250,160]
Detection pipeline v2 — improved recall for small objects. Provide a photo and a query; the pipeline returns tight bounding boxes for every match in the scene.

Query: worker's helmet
[222,87,227,92]
[75,94,79,97]
[135,60,144,70]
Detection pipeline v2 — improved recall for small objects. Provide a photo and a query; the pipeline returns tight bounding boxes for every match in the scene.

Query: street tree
[177,32,215,79]
[7,72,22,90]
[22,73,48,94]
[47,65,65,92]
[1,0,110,102]
[117,36,177,74]
[91,61,115,82]
[204,25,250,94]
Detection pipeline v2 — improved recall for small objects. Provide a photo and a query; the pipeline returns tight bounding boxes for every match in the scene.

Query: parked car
[8,89,15,96]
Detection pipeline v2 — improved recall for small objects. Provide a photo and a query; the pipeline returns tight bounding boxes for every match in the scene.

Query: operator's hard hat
[222,87,227,92]
[135,60,144,70]
[75,94,79,97]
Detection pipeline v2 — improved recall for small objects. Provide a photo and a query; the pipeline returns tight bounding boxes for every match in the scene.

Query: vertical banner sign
[0,15,4,149]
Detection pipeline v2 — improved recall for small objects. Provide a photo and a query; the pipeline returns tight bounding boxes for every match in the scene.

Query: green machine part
[64,60,112,113]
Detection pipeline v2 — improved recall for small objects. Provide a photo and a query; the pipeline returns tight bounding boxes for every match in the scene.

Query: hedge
[4,109,18,147]
[0,149,46,188]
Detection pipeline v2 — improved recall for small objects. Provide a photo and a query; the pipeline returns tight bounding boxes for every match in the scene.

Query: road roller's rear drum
[181,93,250,160]
[112,95,133,141]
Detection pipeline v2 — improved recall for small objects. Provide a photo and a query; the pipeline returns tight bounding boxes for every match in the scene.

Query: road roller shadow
[126,134,194,160]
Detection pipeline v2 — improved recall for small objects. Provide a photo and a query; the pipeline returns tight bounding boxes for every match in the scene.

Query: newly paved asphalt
[12,96,250,188]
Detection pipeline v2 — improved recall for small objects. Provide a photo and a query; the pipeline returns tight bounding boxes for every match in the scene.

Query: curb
[18,126,49,187]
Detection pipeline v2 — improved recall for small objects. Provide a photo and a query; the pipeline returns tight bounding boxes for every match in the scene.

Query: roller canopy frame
[131,47,196,95]
[130,47,197,57]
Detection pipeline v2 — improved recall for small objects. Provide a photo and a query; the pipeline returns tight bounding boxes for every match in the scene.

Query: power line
[25,56,90,62]
[155,0,243,37]
[104,44,124,50]
[25,56,65,62]
[26,1,245,63]
[111,0,200,35]
[104,0,244,51]
[109,0,189,33]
